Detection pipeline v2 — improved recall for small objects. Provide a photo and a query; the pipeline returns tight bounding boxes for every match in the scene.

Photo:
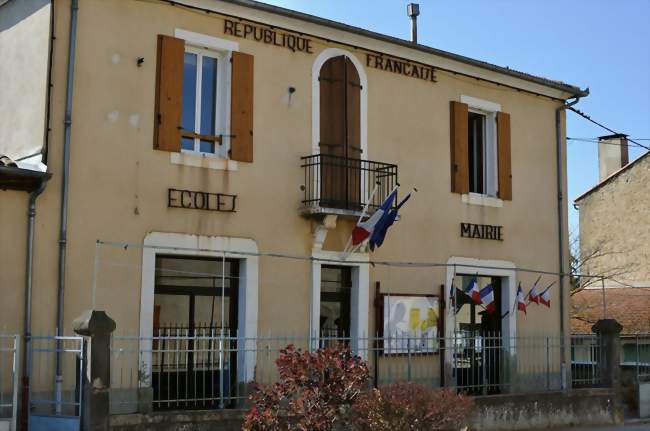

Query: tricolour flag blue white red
[351,189,397,247]
[540,287,551,308]
[368,191,412,251]
[516,283,526,314]
[465,277,481,304]
[480,284,496,313]
[528,283,540,305]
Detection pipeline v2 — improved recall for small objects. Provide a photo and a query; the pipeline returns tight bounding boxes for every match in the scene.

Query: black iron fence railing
[301,154,398,213]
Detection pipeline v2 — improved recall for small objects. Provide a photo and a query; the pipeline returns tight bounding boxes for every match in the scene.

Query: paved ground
[538,423,650,431]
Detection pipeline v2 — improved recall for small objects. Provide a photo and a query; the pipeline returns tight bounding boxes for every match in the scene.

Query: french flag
[528,283,540,305]
[516,283,526,314]
[540,288,551,308]
[480,284,496,313]
[368,191,412,251]
[465,277,481,305]
[351,189,397,247]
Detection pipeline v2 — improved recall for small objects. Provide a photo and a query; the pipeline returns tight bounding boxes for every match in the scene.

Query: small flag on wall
[480,284,496,313]
[516,283,527,314]
[465,277,481,304]
[528,283,540,305]
[540,286,551,308]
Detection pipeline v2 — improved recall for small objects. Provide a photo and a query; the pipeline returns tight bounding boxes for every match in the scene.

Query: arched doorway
[318,55,362,210]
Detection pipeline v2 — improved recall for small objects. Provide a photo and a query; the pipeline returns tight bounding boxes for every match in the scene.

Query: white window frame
[139,232,259,386]
[309,250,370,359]
[444,256,517,379]
[175,29,239,162]
[182,46,224,155]
[461,95,500,200]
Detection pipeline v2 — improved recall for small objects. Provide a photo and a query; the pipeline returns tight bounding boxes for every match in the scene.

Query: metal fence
[621,334,650,382]
[110,332,572,413]
[0,335,18,431]
[570,334,604,388]
[28,336,84,431]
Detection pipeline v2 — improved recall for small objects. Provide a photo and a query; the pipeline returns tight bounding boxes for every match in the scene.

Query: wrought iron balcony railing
[300,154,398,215]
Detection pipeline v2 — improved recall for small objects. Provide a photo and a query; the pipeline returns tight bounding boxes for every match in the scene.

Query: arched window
[318,55,362,209]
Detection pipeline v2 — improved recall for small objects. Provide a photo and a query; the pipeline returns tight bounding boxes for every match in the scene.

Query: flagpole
[342,181,382,257]
[342,182,398,259]
[539,282,556,296]
[524,275,542,302]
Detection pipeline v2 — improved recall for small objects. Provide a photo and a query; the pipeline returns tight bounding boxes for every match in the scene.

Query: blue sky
[263,0,650,232]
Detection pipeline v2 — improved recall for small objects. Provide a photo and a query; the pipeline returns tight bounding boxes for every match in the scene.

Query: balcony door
[319,55,361,210]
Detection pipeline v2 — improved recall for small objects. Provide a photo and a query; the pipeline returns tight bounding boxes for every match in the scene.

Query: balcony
[300,154,398,217]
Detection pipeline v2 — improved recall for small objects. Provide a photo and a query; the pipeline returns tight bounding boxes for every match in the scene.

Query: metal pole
[56,0,80,413]
[546,337,551,390]
[601,277,607,319]
[11,336,19,431]
[636,334,641,383]
[406,3,420,44]
[555,92,586,390]
[22,180,47,430]
[407,335,412,382]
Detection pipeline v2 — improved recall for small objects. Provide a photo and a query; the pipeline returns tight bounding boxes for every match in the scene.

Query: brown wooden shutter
[154,35,184,152]
[345,58,362,207]
[345,58,361,158]
[450,101,469,194]
[230,51,254,162]
[497,111,512,200]
[319,56,346,157]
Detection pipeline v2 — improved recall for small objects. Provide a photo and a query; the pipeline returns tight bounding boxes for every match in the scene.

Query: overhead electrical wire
[567,137,648,149]
[96,239,607,280]
[568,107,650,151]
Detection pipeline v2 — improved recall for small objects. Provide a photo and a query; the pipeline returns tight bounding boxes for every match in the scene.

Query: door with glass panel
[319,266,352,345]
[153,256,239,409]
[452,275,503,394]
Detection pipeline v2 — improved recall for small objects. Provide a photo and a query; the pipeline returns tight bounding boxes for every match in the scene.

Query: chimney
[598,134,629,181]
[407,3,420,43]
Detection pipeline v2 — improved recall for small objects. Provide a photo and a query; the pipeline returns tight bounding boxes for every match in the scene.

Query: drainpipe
[20,179,48,431]
[555,88,588,390]
[55,0,79,413]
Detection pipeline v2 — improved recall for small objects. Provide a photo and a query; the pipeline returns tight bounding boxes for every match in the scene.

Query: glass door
[452,275,503,394]
[152,256,239,409]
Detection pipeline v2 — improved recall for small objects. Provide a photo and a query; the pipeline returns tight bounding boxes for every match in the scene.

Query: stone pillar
[592,319,624,423]
[73,310,116,431]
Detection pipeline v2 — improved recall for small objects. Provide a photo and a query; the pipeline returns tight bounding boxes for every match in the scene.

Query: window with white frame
[467,103,498,197]
[181,46,224,155]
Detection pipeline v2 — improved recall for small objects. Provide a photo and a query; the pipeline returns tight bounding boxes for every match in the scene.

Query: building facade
[1,0,587,410]
[574,138,650,288]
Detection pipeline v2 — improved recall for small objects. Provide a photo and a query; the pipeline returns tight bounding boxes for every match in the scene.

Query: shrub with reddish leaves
[350,383,474,431]
[242,343,370,431]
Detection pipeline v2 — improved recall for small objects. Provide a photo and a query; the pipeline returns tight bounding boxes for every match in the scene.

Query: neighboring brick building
[574,137,650,288]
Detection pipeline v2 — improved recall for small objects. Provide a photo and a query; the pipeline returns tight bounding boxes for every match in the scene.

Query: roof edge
[574,150,650,203]
[213,0,586,97]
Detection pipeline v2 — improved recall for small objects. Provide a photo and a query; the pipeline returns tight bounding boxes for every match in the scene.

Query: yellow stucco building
[1,0,590,415]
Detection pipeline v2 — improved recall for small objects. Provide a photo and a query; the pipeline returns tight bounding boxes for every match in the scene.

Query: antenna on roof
[407,3,420,44]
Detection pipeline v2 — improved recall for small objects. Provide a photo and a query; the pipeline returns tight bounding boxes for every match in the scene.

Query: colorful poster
[383,295,439,354]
